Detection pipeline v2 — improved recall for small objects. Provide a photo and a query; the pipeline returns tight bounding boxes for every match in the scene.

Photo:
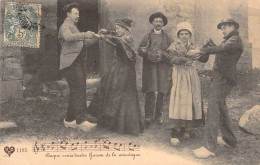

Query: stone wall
[0,0,23,100]
[0,0,58,101]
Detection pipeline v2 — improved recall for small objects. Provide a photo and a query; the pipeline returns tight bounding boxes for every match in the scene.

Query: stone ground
[0,69,259,165]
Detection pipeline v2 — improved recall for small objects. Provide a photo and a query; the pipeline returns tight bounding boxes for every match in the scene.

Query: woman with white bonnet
[161,22,205,146]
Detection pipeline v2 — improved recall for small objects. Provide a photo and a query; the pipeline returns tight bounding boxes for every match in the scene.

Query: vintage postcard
[0,0,259,165]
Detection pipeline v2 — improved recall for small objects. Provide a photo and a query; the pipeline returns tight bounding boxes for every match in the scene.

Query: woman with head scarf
[87,18,144,135]
[161,22,206,145]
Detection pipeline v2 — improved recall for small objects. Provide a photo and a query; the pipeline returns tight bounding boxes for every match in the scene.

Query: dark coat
[88,37,144,135]
[200,30,243,85]
[138,30,173,93]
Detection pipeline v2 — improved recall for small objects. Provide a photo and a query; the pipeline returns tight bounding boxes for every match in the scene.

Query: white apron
[169,64,202,120]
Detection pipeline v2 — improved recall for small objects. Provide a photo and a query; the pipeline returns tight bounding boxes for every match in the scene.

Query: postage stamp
[3,2,41,48]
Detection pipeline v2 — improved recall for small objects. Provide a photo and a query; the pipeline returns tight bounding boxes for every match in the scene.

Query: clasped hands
[84,29,110,39]
[187,49,203,60]
[187,38,215,60]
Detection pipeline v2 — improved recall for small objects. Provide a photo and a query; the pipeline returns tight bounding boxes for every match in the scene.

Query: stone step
[0,122,17,129]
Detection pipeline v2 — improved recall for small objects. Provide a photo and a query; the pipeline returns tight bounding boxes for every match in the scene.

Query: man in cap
[138,12,173,125]
[59,3,99,132]
[190,19,243,158]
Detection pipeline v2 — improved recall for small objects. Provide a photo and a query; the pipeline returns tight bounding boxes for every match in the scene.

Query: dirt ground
[0,69,260,165]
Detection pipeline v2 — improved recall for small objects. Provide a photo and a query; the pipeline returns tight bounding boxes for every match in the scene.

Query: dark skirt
[87,60,144,135]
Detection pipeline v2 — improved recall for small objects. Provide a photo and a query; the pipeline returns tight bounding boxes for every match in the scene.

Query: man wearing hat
[190,19,244,158]
[59,3,99,132]
[138,12,172,125]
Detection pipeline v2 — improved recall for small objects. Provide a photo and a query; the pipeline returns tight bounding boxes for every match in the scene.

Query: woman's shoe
[193,147,215,159]
[170,138,180,146]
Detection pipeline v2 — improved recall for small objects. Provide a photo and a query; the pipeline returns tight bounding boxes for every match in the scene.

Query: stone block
[239,105,260,135]
[3,57,22,80]
[0,80,23,101]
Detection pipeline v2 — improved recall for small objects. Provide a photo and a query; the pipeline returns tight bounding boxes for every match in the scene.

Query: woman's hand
[84,31,95,39]
[191,54,202,60]
[98,29,108,35]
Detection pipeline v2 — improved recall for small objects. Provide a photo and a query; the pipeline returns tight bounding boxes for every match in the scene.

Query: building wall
[99,0,252,73]
[248,0,260,69]
[0,0,57,100]
[0,0,23,100]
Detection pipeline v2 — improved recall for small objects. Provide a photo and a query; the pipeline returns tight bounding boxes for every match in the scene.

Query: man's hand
[156,49,163,61]
[187,49,201,56]
[85,31,95,38]
[140,47,148,53]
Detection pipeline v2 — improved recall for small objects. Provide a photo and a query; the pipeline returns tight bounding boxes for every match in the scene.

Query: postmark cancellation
[3,2,41,48]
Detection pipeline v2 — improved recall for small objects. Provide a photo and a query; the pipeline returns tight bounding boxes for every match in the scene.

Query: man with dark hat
[189,19,243,158]
[59,3,99,132]
[138,12,173,125]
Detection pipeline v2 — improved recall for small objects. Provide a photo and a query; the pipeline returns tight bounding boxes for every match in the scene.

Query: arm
[60,25,87,42]
[162,43,190,65]
[162,50,190,65]
[137,34,150,57]
[200,36,242,54]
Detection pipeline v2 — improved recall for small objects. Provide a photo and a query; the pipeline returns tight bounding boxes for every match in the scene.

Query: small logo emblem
[4,146,15,157]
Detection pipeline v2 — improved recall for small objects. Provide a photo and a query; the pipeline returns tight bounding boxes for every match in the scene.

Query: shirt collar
[177,39,191,47]
[153,29,162,35]
[224,30,239,40]
[65,18,76,25]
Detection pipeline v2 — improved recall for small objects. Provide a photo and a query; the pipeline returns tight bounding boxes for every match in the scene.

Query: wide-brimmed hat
[217,18,239,29]
[63,3,79,13]
[115,18,133,30]
[149,12,168,26]
[176,22,193,37]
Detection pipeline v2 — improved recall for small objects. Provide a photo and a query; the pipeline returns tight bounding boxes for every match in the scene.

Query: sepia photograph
[0,0,259,164]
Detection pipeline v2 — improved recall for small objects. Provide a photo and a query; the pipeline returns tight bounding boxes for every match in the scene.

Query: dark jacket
[200,30,243,85]
[138,30,172,93]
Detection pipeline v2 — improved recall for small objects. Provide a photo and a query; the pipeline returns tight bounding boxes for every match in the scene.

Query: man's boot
[145,92,155,125]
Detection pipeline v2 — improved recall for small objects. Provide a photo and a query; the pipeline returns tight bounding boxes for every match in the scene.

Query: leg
[219,84,237,147]
[204,81,222,151]
[145,92,156,123]
[64,61,87,124]
[155,92,164,123]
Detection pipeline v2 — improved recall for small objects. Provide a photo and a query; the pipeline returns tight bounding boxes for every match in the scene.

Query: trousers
[204,76,237,151]
[145,92,164,119]
[62,46,87,124]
